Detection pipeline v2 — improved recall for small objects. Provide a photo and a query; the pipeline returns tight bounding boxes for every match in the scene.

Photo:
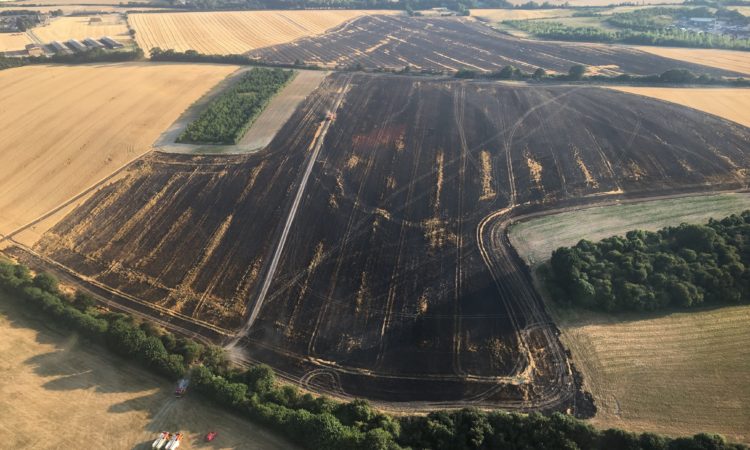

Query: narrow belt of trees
[0,259,746,449]
[176,66,294,145]
[543,210,750,312]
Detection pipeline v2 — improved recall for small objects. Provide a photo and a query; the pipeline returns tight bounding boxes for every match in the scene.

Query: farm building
[66,39,88,52]
[25,43,44,57]
[83,37,105,49]
[49,40,72,55]
[100,36,123,48]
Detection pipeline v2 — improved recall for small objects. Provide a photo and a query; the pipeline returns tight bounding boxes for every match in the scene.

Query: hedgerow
[0,259,746,449]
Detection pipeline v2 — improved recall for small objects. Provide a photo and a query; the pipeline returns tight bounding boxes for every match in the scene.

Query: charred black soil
[248,16,742,77]
[29,74,750,409]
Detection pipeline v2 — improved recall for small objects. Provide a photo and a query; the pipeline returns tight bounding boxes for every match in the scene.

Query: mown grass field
[510,193,750,267]
[509,193,750,443]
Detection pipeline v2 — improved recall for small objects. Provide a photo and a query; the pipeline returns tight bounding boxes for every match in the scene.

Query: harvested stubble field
[633,46,750,76]
[0,63,237,245]
[31,14,131,45]
[0,31,32,52]
[129,10,397,55]
[508,197,750,443]
[471,8,574,22]
[249,16,741,77]
[0,293,294,449]
[504,0,682,4]
[606,87,750,129]
[28,74,750,406]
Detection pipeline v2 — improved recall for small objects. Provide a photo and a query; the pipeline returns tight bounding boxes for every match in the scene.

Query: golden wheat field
[0,31,32,52]
[129,10,398,55]
[634,46,750,76]
[0,63,237,244]
[607,87,750,129]
[471,8,574,21]
[31,14,131,44]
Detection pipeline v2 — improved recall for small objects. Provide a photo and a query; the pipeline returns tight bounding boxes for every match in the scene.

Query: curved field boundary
[605,87,750,130]
[633,46,750,76]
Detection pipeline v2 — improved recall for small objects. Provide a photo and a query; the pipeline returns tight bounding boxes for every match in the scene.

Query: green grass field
[509,193,750,268]
[509,193,750,444]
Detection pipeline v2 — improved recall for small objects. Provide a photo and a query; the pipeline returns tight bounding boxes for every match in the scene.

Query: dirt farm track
[11,73,749,411]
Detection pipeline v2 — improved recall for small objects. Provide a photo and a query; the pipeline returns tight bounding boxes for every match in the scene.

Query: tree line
[543,210,750,312]
[177,66,294,145]
[0,48,143,72]
[455,64,750,86]
[504,19,750,51]
[0,258,747,449]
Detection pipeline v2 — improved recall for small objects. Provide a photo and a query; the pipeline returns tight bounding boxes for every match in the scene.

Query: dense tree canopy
[544,211,750,312]
[177,67,294,144]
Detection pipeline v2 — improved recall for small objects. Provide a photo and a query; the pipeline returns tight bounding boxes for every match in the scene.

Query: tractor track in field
[9,73,750,413]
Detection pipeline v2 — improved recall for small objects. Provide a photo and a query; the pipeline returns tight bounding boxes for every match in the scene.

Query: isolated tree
[568,64,587,80]
[532,67,547,80]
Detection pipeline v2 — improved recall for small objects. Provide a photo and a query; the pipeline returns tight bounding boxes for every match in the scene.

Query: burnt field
[248,16,741,77]
[29,76,347,330]
[27,74,750,407]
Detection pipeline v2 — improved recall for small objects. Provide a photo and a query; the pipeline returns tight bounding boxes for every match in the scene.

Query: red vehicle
[205,431,218,442]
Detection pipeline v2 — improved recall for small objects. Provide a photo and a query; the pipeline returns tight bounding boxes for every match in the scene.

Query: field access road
[228,74,353,347]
